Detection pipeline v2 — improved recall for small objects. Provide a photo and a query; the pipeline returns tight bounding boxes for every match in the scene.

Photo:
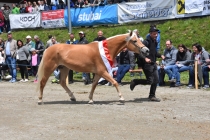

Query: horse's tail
[36,50,46,92]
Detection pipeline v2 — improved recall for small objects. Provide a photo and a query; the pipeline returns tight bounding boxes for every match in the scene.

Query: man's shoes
[130,79,136,91]
[203,85,209,89]
[187,84,194,89]
[149,96,161,102]
[168,78,176,82]
[175,83,183,87]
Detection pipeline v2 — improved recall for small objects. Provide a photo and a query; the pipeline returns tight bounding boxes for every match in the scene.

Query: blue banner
[64,4,118,27]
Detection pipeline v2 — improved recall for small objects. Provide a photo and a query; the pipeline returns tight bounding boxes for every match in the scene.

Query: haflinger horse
[36,30,149,105]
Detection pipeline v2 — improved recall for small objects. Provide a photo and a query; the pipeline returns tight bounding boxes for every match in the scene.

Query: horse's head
[125,30,149,57]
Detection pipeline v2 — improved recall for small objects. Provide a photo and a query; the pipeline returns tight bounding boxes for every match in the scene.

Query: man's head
[97,30,103,37]
[26,35,32,43]
[79,31,84,38]
[149,27,159,40]
[165,40,173,50]
[51,36,56,44]
[34,35,39,42]
[69,33,75,40]
[7,31,12,40]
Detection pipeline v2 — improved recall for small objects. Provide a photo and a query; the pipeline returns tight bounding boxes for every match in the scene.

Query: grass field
[1,16,210,83]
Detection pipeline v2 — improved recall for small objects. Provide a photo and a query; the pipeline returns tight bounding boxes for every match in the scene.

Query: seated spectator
[158,40,178,86]
[187,43,210,89]
[116,48,135,85]
[45,35,52,49]
[169,44,191,87]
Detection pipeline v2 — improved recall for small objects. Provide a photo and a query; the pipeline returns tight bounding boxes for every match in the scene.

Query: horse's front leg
[101,72,125,103]
[88,74,100,104]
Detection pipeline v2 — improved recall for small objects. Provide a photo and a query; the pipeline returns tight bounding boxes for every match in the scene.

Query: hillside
[0,16,210,53]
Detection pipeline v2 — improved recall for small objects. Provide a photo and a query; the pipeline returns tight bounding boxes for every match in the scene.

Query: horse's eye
[133,40,137,43]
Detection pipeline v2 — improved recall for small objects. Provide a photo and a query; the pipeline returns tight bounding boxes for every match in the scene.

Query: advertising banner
[64,4,118,27]
[41,9,65,28]
[10,12,41,29]
[117,0,176,24]
[185,0,203,13]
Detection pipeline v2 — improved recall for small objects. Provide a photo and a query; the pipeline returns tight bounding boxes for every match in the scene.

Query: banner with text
[10,12,41,29]
[64,4,118,27]
[41,10,65,28]
[117,0,176,24]
[175,0,210,18]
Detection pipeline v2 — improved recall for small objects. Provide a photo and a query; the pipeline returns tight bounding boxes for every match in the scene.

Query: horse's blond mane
[106,33,128,40]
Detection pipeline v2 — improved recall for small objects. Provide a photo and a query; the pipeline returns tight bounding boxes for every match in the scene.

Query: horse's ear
[129,30,133,36]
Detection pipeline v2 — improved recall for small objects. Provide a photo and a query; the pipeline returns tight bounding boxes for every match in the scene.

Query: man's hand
[145,58,151,63]
[161,55,165,60]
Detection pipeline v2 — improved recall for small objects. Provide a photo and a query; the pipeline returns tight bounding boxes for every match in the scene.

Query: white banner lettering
[9,12,41,29]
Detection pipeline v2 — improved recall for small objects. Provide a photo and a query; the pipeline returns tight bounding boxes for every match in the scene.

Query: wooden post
[194,60,198,89]
[66,76,68,85]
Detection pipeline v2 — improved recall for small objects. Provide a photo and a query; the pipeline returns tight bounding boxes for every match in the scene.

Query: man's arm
[166,50,178,65]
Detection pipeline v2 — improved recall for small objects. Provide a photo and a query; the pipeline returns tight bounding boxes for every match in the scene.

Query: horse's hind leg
[88,74,100,104]
[102,72,125,103]
[59,66,76,101]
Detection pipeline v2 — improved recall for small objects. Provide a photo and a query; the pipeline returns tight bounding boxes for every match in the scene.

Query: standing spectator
[116,48,135,85]
[27,2,33,13]
[130,26,164,102]
[25,35,35,76]
[34,35,45,64]
[4,31,18,83]
[158,40,178,86]
[30,48,39,83]
[45,35,52,49]
[66,33,78,84]
[16,40,30,82]
[74,0,85,8]
[11,4,20,14]
[44,0,51,10]
[133,29,144,42]
[77,31,90,85]
[187,43,210,89]
[3,5,10,32]
[146,24,161,52]
[0,18,4,34]
[93,30,106,41]
[39,0,45,11]
[32,1,39,13]
[169,44,191,87]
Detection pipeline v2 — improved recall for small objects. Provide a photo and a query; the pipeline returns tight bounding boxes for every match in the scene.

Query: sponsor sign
[117,1,176,23]
[41,9,65,28]
[64,4,118,27]
[9,12,41,29]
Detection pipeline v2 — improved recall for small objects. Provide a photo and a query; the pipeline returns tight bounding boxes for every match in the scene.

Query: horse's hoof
[38,101,43,105]
[119,99,125,103]
[88,100,94,104]
[70,98,76,101]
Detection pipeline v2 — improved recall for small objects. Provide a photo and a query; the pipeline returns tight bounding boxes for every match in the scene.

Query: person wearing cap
[146,24,161,52]
[130,26,164,102]
[25,35,35,76]
[34,35,45,64]
[78,31,90,85]
[66,33,79,84]
[3,5,11,32]
[3,31,18,83]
